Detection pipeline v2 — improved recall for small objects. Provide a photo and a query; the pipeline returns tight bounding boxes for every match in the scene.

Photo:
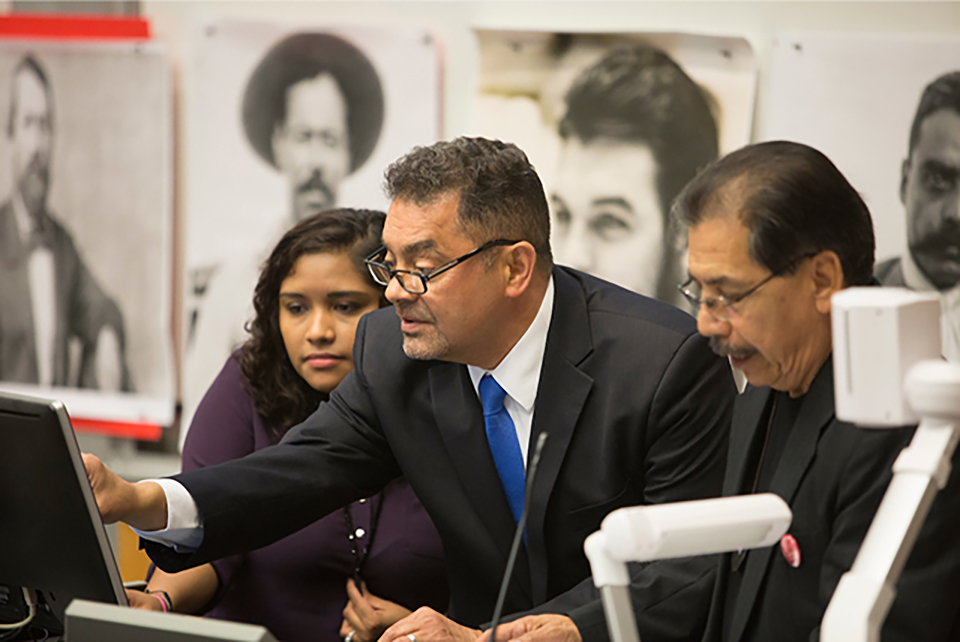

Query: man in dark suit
[0,55,129,390]
[683,142,960,642]
[86,137,735,642]
[493,141,960,642]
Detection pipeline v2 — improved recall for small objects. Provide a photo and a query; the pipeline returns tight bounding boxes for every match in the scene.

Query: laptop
[0,391,127,635]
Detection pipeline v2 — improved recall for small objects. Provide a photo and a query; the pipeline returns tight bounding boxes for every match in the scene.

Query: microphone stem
[488,432,548,642]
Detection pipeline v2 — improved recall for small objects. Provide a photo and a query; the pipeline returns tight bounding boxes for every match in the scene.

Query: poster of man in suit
[474,31,756,306]
[0,41,173,424]
[183,21,439,434]
[765,32,960,362]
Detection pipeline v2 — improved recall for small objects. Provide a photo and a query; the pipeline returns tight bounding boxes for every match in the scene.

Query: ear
[810,250,845,314]
[502,242,538,298]
[900,157,911,205]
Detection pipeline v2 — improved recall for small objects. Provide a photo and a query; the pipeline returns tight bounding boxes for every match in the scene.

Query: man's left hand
[379,607,481,642]
[477,615,581,642]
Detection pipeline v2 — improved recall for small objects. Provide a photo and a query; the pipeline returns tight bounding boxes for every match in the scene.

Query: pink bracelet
[149,592,168,613]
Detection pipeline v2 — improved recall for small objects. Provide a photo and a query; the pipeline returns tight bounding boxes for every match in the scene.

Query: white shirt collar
[467,275,555,411]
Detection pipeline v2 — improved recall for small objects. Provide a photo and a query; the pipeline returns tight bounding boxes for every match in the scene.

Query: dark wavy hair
[238,208,386,434]
[672,141,875,287]
[384,137,553,274]
[909,71,960,155]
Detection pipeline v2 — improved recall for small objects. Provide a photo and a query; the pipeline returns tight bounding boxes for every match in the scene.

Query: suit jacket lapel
[709,385,771,642]
[728,361,835,642]
[429,361,533,601]
[526,268,594,604]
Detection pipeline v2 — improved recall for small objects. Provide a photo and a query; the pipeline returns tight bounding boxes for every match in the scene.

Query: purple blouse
[182,355,449,642]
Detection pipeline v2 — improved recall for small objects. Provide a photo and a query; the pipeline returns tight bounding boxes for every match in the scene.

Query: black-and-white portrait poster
[0,40,174,425]
[183,20,439,431]
[765,32,960,362]
[474,31,756,307]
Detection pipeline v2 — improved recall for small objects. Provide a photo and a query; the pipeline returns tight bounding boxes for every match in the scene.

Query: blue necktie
[479,374,526,524]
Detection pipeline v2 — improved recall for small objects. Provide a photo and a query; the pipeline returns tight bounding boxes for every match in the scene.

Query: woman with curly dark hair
[132,209,449,642]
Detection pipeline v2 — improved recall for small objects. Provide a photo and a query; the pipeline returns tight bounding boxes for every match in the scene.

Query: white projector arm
[585,494,792,642]
[821,361,960,642]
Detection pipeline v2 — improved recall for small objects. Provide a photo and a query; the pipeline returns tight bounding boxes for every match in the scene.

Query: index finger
[347,579,373,607]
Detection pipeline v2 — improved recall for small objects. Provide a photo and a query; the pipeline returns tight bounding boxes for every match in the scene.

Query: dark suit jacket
[0,200,130,389]
[703,359,960,642]
[146,267,737,641]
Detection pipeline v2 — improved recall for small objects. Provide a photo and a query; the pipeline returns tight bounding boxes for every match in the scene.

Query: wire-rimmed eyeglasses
[678,252,818,321]
[365,239,522,295]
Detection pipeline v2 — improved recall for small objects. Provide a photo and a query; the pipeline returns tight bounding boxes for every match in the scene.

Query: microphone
[487,431,549,642]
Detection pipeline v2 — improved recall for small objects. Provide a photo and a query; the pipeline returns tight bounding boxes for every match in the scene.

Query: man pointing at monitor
[86,137,736,642]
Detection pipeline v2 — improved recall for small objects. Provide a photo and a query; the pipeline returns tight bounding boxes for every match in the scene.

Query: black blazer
[147,267,737,640]
[703,360,960,642]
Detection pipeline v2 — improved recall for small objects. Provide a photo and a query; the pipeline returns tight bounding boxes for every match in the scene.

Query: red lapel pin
[780,533,801,568]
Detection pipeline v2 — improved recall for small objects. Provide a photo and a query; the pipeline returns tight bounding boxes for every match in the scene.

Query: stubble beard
[402,329,451,361]
[396,300,451,361]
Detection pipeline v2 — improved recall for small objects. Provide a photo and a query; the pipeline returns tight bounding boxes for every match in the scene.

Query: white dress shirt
[13,194,56,386]
[136,276,556,550]
[467,277,554,465]
[902,251,960,363]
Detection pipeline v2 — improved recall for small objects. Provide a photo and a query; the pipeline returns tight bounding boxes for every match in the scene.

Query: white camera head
[832,287,941,427]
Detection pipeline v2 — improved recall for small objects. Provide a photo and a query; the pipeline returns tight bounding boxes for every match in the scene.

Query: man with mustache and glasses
[0,55,130,390]
[183,32,384,435]
[876,71,960,363]
[492,141,960,642]
[86,137,737,642]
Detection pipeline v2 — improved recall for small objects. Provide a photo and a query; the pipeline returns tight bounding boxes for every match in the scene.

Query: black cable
[488,432,548,642]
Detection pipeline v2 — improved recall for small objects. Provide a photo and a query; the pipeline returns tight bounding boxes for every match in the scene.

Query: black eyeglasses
[678,252,818,321]
[365,239,522,295]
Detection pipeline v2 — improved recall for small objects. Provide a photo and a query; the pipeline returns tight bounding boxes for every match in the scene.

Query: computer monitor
[65,600,279,642]
[0,391,127,631]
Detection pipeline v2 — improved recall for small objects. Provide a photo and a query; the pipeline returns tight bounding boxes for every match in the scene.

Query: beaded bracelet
[146,589,172,613]
[148,593,168,612]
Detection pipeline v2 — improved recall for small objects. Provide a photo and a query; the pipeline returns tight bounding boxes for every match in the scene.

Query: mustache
[708,336,756,360]
[911,225,960,256]
[394,299,436,323]
[20,153,49,181]
[296,169,335,203]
